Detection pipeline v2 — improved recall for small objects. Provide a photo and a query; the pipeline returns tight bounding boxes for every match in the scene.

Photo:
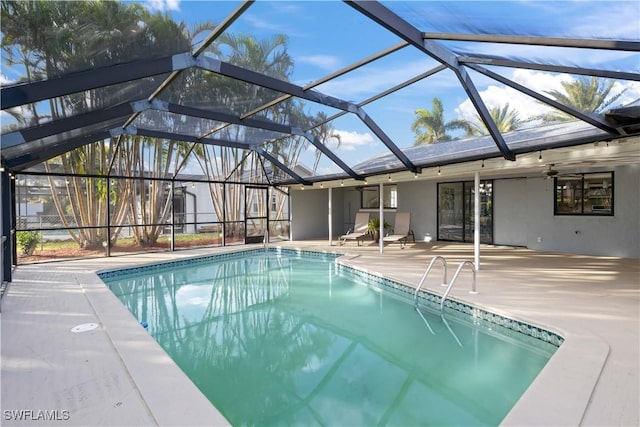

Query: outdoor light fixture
[0,166,4,172]
[192,183,195,189]
[414,173,418,179]
[481,160,485,168]
[320,183,324,188]
[538,151,543,162]
[301,185,304,190]
[388,175,392,182]
[438,167,441,176]
[340,180,344,186]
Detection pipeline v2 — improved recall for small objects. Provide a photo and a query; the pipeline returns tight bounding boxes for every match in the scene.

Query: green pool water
[103,250,557,426]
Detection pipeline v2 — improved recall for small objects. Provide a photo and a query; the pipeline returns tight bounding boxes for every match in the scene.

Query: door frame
[244,185,269,244]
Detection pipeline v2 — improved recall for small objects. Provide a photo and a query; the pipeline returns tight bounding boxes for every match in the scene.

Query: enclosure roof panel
[2,1,639,181]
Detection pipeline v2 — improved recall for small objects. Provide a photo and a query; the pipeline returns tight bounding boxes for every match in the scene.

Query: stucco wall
[396,180,438,242]
[290,188,344,241]
[493,179,528,246]
[342,188,363,235]
[289,164,639,257]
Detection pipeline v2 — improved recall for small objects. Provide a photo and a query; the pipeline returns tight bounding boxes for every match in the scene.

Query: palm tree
[3,1,193,249]
[310,112,341,172]
[191,32,296,237]
[463,103,528,136]
[540,76,625,122]
[411,98,469,145]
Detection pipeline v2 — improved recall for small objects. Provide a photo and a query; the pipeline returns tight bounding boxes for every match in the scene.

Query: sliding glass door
[438,181,493,244]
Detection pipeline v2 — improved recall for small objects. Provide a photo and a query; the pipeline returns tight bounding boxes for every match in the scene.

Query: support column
[1,168,12,283]
[379,182,384,253]
[474,171,480,270]
[222,183,226,246]
[105,178,111,256]
[170,181,175,252]
[328,187,333,246]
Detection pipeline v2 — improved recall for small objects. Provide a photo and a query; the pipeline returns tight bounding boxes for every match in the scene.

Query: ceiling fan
[543,164,559,178]
[542,164,582,180]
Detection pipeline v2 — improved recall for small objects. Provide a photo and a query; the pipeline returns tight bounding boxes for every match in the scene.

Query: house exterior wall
[525,164,639,257]
[290,164,639,258]
[290,188,345,240]
[396,180,437,242]
[341,187,362,235]
[493,178,528,247]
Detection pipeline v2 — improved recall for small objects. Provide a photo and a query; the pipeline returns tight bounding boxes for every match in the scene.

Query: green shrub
[367,217,391,233]
[16,231,40,255]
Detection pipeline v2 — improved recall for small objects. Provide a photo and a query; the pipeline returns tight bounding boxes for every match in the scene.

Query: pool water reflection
[104,251,556,426]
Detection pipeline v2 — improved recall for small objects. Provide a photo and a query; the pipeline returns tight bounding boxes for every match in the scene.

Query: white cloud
[176,285,212,308]
[613,81,640,107]
[0,74,12,85]
[456,70,567,121]
[455,69,640,123]
[568,2,640,40]
[297,55,342,71]
[145,0,180,13]
[333,129,375,151]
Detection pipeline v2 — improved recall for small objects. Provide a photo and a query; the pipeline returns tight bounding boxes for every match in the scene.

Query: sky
[150,0,640,174]
[3,0,639,176]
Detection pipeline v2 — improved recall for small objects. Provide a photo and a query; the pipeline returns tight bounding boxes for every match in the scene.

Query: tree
[187,32,296,239]
[539,76,625,122]
[462,103,528,136]
[411,98,469,145]
[43,140,131,250]
[310,112,341,172]
[117,135,191,247]
[2,0,193,249]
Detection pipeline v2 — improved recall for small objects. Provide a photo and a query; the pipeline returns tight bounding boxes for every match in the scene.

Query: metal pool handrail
[263,229,269,251]
[414,256,447,305]
[440,261,478,312]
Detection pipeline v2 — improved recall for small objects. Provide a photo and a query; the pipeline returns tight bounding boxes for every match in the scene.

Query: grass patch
[38,232,221,250]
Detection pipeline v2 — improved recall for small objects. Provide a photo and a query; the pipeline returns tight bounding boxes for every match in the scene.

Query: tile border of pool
[333,262,565,348]
[97,247,340,279]
[99,247,563,348]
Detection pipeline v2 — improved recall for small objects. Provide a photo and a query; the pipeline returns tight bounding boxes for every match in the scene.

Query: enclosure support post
[474,171,480,270]
[170,181,175,252]
[105,178,111,257]
[222,182,226,246]
[379,182,384,253]
[328,187,333,246]
[1,169,12,283]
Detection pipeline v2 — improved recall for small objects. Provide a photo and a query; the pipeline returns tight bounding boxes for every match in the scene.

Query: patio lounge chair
[339,212,370,246]
[383,212,415,248]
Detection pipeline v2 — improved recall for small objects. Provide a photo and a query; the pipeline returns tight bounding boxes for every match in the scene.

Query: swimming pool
[100,248,561,426]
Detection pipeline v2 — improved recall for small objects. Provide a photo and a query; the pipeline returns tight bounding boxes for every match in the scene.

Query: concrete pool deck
[1,241,638,426]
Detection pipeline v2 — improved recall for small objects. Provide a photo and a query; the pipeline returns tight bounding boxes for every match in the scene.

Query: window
[555,172,613,215]
[360,185,397,209]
